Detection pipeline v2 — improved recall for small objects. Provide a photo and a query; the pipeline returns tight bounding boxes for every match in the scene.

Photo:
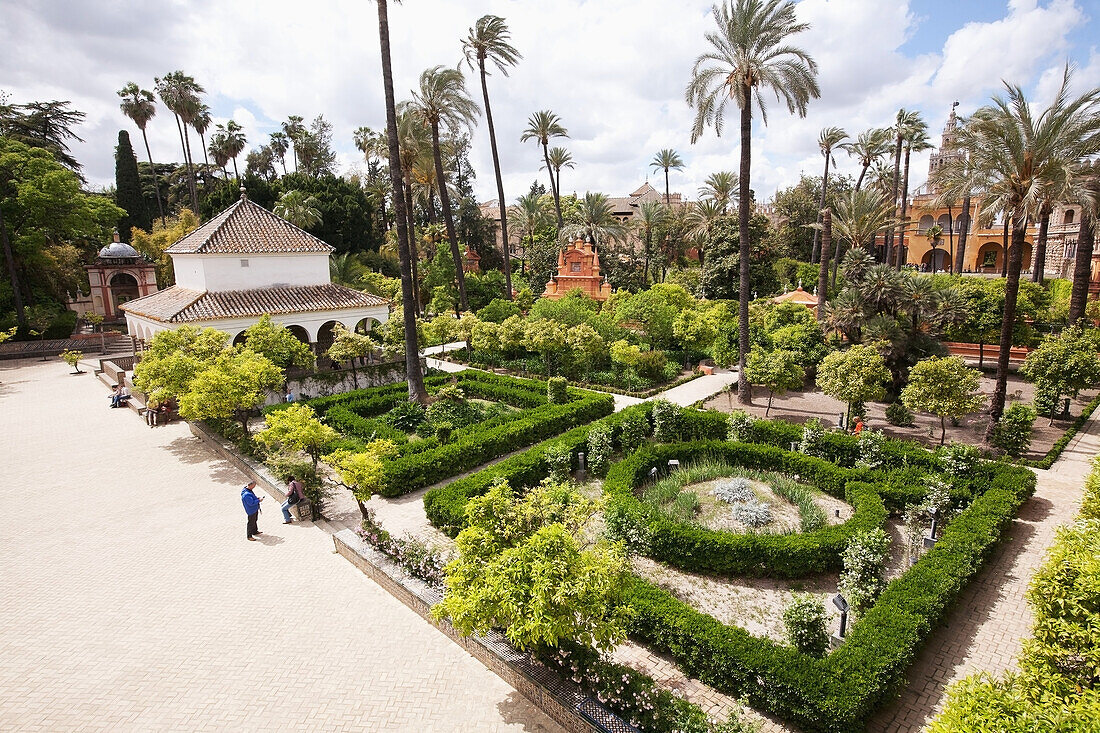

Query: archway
[354,317,380,335]
[315,320,340,366]
[937,214,952,231]
[975,242,1002,272]
[921,248,949,273]
[109,272,139,316]
[286,325,310,345]
[1021,242,1033,272]
[232,331,248,347]
[918,215,935,232]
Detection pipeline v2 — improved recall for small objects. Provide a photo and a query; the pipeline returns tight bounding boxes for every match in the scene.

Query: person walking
[242,480,264,541]
[281,477,303,524]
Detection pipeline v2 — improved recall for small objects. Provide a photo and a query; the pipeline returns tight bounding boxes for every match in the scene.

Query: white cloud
[0,0,1095,209]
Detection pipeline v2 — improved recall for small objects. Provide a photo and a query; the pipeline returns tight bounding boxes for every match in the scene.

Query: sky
[2,0,1097,207]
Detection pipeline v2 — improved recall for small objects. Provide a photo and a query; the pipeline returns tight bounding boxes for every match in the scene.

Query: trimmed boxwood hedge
[604,441,888,577]
[624,460,1035,732]
[424,401,1039,730]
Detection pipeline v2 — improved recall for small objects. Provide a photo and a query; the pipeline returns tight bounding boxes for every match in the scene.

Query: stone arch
[232,331,248,347]
[921,248,949,272]
[109,271,140,315]
[976,241,1002,271]
[315,320,340,362]
[1021,242,1033,272]
[1065,209,1075,225]
[918,214,935,232]
[956,213,970,234]
[937,213,952,231]
[354,317,381,335]
[286,325,310,345]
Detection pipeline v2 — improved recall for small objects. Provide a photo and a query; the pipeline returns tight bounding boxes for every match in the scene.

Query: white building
[121,191,389,353]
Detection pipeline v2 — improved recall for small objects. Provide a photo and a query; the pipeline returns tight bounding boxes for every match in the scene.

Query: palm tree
[543,147,575,200]
[650,149,684,205]
[698,170,738,213]
[155,71,204,210]
[463,14,522,300]
[507,191,552,275]
[372,0,427,403]
[939,66,1100,434]
[395,104,432,313]
[894,115,931,269]
[560,192,627,248]
[217,120,247,180]
[411,65,480,312]
[685,198,725,266]
[274,190,322,230]
[117,82,166,226]
[883,109,922,264]
[193,103,212,167]
[282,115,306,173]
[330,252,367,287]
[521,110,569,229]
[830,187,896,290]
[841,127,891,192]
[816,207,832,319]
[636,200,667,283]
[268,132,289,176]
[207,131,231,180]
[686,0,820,404]
[811,126,847,263]
[1068,161,1099,324]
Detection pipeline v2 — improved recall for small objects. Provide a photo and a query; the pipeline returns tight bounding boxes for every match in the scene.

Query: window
[571,262,581,272]
[1065,210,1075,225]
[240,259,249,268]
[1064,240,1077,260]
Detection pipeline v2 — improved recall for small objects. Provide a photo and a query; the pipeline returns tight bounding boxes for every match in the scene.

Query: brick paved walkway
[0,358,562,732]
[868,417,1098,732]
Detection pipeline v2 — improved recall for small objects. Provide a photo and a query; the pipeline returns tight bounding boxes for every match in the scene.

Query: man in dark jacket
[242,481,264,541]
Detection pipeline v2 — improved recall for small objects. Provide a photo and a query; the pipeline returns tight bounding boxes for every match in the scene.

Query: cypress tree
[114,130,149,241]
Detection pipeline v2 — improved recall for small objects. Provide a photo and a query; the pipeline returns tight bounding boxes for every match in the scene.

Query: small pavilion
[121,190,389,355]
[68,232,159,322]
[542,236,612,301]
[771,282,819,315]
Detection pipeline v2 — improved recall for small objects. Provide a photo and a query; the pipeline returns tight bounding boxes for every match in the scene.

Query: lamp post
[833,593,849,638]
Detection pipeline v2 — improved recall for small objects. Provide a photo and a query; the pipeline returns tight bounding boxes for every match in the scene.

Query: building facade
[68,233,159,321]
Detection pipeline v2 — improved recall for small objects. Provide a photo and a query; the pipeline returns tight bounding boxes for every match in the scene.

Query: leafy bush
[856,429,886,469]
[783,594,829,658]
[587,423,613,477]
[727,410,755,442]
[547,376,568,404]
[619,410,650,453]
[885,401,915,426]
[838,528,890,615]
[635,349,668,381]
[357,508,451,585]
[546,443,573,482]
[731,500,773,528]
[715,477,754,504]
[800,418,827,457]
[990,403,1037,458]
[937,442,982,476]
[651,400,682,442]
[384,401,426,432]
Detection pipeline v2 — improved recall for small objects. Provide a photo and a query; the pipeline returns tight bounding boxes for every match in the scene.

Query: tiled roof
[166,196,334,255]
[121,284,388,323]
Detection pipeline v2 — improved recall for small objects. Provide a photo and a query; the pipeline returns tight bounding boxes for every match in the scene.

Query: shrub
[856,429,886,469]
[937,442,981,476]
[783,594,829,658]
[434,421,453,444]
[651,400,682,442]
[547,376,568,404]
[990,403,1037,458]
[714,478,755,504]
[727,410,755,442]
[731,500,773,528]
[619,410,650,453]
[587,423,613,477]
[635,349,668,381]
[800,418,827,457]
[838,528,890,615]
[384,401,426,432]
[885,401,915,426]
[546,443,573,482]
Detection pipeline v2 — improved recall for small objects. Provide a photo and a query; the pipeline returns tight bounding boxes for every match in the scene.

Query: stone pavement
[0,358,562,732]
[868,415,1099,732]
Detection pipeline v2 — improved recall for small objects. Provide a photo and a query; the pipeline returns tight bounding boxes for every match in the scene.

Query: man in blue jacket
[242,481,264,541]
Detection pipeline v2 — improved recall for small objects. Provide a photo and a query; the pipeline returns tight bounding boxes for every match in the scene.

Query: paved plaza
[0,358,562,732]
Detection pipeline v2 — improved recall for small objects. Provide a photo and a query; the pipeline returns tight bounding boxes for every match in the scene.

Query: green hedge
[604,441,887,577]
[624,460,1036,732]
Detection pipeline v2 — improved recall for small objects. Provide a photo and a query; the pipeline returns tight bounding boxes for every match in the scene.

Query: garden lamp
[832,593,849,637]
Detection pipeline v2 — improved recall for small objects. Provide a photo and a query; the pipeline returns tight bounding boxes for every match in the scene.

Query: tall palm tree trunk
[375,0,426,403]
[946,203,954,274]
[231,156,240,181]
[1032,206,1050,283]
[403,173,422,315]
[181,125,198,211]
[1001,219,1009,277]
[894,147,912,269]
[811,154,831,263]
[139,128,166,226]
[199,132,210,167]
[478,58,513,300]
[855,162,869,192]
[429,122,468,312]
[816,209,832,320]
[955,194,971,273]
[543,144,563,230]
[664,169,671,206]
[884,134,903,262]
[1068,213,1095,324]
[736,103,752,404]
[986,213,1026,439]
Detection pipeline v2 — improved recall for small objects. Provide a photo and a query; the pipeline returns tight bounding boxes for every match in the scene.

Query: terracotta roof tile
[121,284,388,323]
[166,197,334,255]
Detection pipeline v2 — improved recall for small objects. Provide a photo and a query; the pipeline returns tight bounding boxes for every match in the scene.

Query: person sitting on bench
[109,384,131,408]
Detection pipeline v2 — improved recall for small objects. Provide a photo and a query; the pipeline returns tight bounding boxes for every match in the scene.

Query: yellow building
[898,108,1043,274]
